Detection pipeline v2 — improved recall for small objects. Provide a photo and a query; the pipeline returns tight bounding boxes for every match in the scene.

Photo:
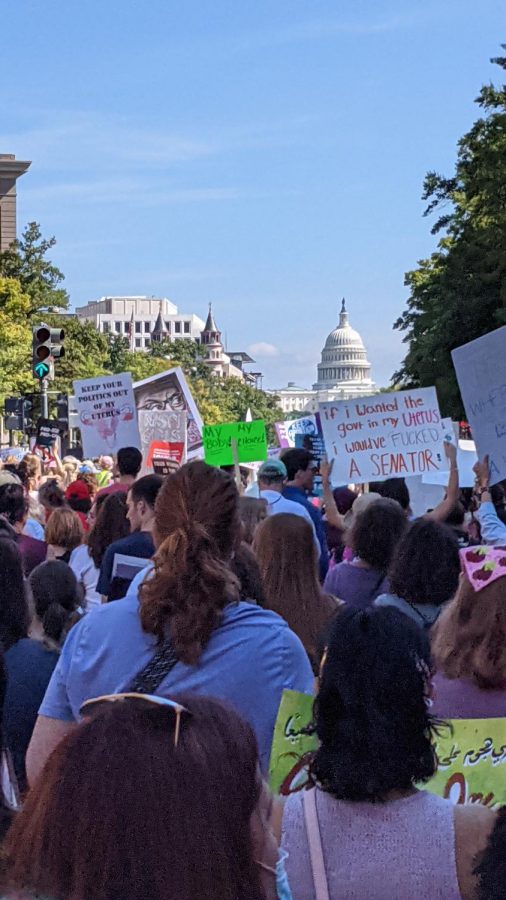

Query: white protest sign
[422,439,478,488]
[452,325,506,485]
[73,373,140,458]
[319,387,446,484]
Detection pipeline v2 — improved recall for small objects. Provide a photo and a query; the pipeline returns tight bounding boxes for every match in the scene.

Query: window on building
[102,321,110,333]
[135,321,141,334]
[145,338,151,346]
[135,338,141,348]
[165,321,172,332]
[175,321,181,334]
[144,321,150,333]
[124,321,130,333]
[184,321,191,334]
[115,321,121,333]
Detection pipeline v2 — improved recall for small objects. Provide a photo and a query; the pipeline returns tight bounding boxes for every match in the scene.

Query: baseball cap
[65,480,91,501]
[258,459,288,479]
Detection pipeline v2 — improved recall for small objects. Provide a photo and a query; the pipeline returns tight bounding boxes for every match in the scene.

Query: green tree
[394,50,506,417]
[45,313,111,391]
[0,278,33,403]
[0,222,69,316]
[149,337,212,380]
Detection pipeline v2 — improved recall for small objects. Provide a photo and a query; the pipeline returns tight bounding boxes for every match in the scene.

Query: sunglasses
[80,693,190,747]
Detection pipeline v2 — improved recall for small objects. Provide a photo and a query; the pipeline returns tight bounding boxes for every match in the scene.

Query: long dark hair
[253,514,339,671]
[311,606,441,802]
[0,539,28,651]
[140,462,241,664]
[5,695,265,900]
[28,561,81,645]
[87,493,129,568]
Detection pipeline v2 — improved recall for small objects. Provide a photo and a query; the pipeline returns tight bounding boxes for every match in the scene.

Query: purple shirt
[17,534,47,575]
[324,561,388,609]
[432,672,506,719]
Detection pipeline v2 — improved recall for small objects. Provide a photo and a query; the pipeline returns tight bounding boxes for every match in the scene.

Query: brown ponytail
[139,462,241,664]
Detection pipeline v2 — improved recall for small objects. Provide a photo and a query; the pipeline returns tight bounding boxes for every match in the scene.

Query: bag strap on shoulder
[303,789,330,900]
[128,636,179,694]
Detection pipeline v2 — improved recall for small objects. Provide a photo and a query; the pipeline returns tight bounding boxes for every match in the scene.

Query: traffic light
[4,397,33,432]
[32,324,65,380]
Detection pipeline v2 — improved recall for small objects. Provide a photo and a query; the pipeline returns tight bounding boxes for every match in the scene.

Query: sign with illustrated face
[73,373,140,458]
[319,387,446,483]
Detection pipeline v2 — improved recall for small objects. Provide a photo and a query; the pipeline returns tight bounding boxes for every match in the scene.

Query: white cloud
[248,342,280,358]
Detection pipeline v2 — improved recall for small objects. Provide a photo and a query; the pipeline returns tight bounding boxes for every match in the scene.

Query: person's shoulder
[111,531,153,555]
[5,637,57,665]
[222,601,289,630]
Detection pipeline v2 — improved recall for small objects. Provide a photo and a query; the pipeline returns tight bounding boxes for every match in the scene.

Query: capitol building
[271,300,377,415]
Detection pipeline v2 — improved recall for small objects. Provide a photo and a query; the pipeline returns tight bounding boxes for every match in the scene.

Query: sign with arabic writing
[426,718,506,808]
[268,691,506,807]
[269,690,317,795]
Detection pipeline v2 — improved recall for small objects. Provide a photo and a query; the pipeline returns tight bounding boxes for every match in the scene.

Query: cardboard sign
[269,691,506,809]
[275,414,326,496]
[203,420,268,467]
[74,373,140,458]
[319,388,446,483]
[134,367,203,459]
[36,418,61,449]
[452,326,506,485]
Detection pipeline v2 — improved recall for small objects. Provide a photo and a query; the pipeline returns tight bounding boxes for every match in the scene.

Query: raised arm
[320,458,345,530]
[427,441,459,522]
[474,455,506,545]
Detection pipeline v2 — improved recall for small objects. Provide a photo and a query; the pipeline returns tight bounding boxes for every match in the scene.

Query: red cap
[65,480,90,501]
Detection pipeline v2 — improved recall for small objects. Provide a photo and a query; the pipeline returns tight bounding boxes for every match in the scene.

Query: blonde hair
[45,508,84,552]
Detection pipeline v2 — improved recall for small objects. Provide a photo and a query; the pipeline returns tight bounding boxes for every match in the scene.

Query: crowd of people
[0,438,504,898]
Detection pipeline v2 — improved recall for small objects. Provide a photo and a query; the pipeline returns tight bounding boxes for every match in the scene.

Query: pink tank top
[282,789,461,899]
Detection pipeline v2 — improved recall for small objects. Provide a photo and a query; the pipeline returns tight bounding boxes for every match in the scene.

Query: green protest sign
[269,691,506,808]
[202,420,268,467]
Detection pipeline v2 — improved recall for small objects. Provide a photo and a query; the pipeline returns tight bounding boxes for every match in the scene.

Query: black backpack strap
[128,636,179,694]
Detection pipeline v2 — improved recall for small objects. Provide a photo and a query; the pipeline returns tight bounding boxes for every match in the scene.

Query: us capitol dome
[314,299,375,398]
[270,299,376,415]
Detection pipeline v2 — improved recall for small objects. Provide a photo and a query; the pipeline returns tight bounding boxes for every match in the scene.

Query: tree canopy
[394,50,506,418]
[0,222,69,316]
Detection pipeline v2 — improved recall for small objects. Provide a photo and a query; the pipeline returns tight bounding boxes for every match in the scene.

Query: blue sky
[2,0,503,389]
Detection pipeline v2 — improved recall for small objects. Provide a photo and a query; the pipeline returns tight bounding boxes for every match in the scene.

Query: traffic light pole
[40,378,49,419]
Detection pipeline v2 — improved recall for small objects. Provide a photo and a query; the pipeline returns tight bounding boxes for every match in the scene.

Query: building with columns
[270,300,377,413]
[0,154,31,251]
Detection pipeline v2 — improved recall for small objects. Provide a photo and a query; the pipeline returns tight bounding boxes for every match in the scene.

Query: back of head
[389,519,460,607]
[45,507,84,552]
[280,447,312,481]
[117,446,143,477]
[6,694,263,900]
[0,538,28,650]
[38,479,66,511]
[432,569,506,689]
[130,474,164,508]
[370,478,411,512]
[140,462,240,663]
[0,483,27,526]
[230,541,266,604]
[87,492,129,568]
[238,496,267,544]
[29,561,81,643]
[350,498,407,572]
[312,606,438,801]
[474,806,506,900]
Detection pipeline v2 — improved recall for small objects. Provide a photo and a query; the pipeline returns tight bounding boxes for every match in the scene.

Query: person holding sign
[473,456,506,545]
[282,607,496,900]
[257,460,321,557]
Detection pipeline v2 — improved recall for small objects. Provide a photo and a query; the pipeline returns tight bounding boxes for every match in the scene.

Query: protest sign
[36,418,61,449]
[422,439,478,488]
[275,413,326,495]
[73,373,140,459]
[319,387,446,484]
[134,367,203,459]
[427,718,506,808]
[146,440,186,476]
[203,420,268,467]
[136,408,186,471]
[269,691,506,808]
[269,691,316,795]
[452,325,506,484]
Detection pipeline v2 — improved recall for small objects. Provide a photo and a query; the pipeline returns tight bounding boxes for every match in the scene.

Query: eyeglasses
[80,692,190,747]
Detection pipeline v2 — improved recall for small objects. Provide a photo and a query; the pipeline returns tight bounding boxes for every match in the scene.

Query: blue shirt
[283,486,329,580]
[39,592,314,772]
[476,501,506,546]
[97,531,155,596]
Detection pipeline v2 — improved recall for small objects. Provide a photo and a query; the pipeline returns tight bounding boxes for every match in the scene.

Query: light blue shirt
[477,501,506,546]
[39,584,314,772]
